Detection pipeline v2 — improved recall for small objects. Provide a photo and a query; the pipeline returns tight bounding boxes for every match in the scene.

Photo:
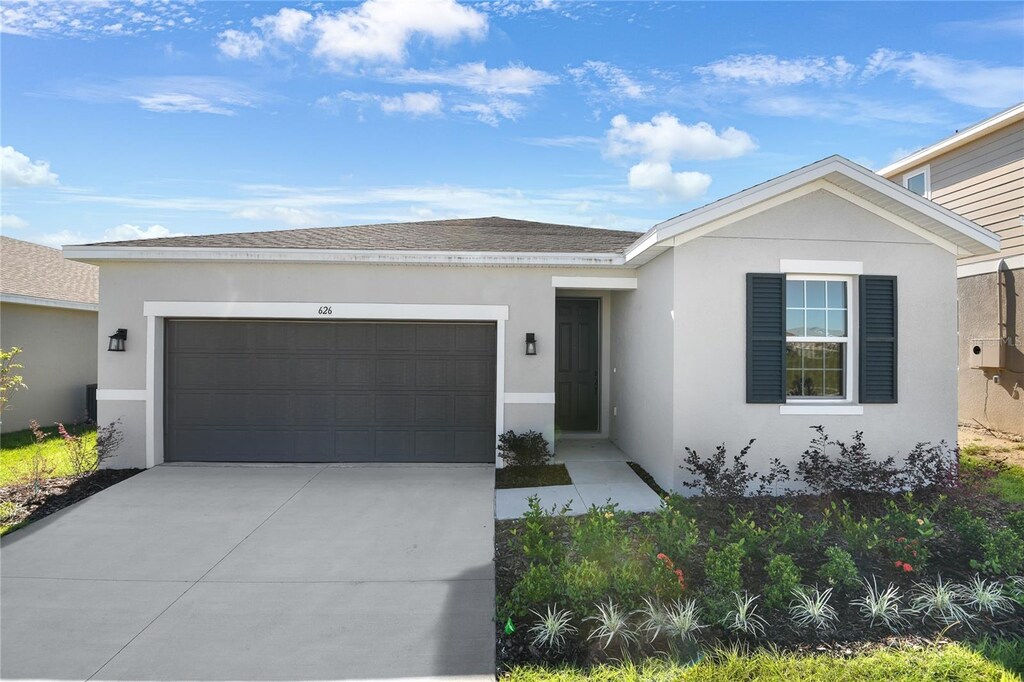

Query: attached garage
[164,319,497,463]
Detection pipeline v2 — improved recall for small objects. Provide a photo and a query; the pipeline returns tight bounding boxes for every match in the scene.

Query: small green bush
[702,539,746,621]
[569,503,628,563]
[0,500,20,523]
[498,430,552,467]
[766,504,826,555]
[563,558,611,614]
[818,546,859,592]
[726,508,765,557]
[765,554,802,610]
[513,495,565,567]
[948,506,988,552]
[830,500,882,554]
[508,563,562,617]
[643,502,699,565]
[975,527,1024,575]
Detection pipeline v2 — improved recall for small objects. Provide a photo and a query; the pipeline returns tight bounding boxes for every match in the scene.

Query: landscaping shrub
[563,558,611,614]
[797,427,898,494]
[765,504,826,555]
[498,430,553,467]
[829,500,882,555]
[514,496,566,567]
[725,508,766,557]
[948,506,988,552]
[764,554,802,611]
[679,439,789,498]
[702,539,746,621]
[510,564,562,617]
[976,528,1024,575]
[818,546,859,592]
[642,502,699,565]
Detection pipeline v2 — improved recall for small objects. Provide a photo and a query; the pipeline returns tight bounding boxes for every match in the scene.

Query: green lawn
[0,424,98,488]
[961,444,1024,504]
[503,642,1023,681]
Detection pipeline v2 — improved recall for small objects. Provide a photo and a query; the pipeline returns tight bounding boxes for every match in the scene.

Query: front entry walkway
[495,439,664,519]
[1,464,495,681]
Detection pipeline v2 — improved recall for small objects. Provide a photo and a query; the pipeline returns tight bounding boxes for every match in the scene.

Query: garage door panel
[165,320,496,463]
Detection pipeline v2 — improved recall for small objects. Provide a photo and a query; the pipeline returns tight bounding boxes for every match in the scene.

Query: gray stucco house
[64,156,1000,492]
[0,236,99,433]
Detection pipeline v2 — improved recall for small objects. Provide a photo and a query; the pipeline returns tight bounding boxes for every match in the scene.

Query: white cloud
[1,146,60,187]
[1,214,28,230]
[253,7,312,44]
[1,1,201,38]
[863,49,1024,108]
[102,22,124,35]
[131,93,237,115]
[233,206,334,227]
[695,54,855,86]
[520,135,602,149]
[102,224,186,242]
[312,0,487,65]
[606,113,757,162]
[568,61,651,100]
[391,62,557,95]
[380,92,444,116]
[627,161,711,201]
[36,230,88,248]
[452,99,523,126]
[217,29,265,59]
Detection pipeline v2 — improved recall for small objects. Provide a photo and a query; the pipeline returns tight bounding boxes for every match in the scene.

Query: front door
[555,298,600,431]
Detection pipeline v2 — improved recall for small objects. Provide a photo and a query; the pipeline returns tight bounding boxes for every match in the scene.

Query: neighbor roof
[0,237,98,309]
[81,217,642,254]
[878,102,1024,178]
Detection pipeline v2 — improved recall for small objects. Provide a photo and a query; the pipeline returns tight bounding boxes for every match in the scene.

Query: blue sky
[1,0,1022,246]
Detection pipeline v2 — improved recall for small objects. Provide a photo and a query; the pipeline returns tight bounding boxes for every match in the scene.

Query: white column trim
[96,389,147,401]
[504,392,556,404]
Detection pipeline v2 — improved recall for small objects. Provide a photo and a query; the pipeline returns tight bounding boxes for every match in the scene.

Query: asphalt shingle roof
[0,237,98,305]
[85,217,644,254]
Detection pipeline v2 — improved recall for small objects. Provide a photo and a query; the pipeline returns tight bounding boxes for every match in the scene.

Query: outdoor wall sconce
[525,333,537,356]
[107,328,127,352]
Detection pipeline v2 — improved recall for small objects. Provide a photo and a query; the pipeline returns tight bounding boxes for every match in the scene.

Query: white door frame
[141,301,510,467]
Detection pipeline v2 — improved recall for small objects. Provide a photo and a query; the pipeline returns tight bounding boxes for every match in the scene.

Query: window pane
[827,281,846,308]
[806,280,826,307]
[906,172,926,196]
[787,369,803,396]
[805,309,826,336]
[786,345,802,369]
[786,280,804,307]
[823,343,843,369]
[823,370,844,397]
[786,310,805,337]
[827,310,847,337]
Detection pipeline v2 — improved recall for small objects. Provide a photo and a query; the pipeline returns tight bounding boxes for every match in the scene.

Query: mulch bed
[0,469,142,533]
[496,464,572,489]
[494,486,1024,668]
[627,461,669,498]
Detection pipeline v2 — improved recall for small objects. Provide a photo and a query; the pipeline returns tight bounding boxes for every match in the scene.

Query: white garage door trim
[134,301,510,467]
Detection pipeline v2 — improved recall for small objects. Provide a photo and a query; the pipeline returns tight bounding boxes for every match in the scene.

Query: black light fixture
[525,332,537,356]
[107,328,127,352]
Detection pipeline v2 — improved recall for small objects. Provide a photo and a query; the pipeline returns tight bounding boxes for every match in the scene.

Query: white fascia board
[551,276,637,290]
[637,156,999,256]
[878,103,1024,178]
[142,301,510,321]
[958,254,1024,278]
[63,245,628,268]
[0,293,98,312]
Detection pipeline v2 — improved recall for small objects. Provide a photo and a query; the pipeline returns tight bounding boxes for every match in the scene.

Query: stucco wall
[672,189,958,491]
[94,261,635,468]
[609,250,676,489]
[0,302,98,433]
[958,268,1023,435]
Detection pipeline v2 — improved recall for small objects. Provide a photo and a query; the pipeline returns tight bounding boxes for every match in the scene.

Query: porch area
[494,439,664,520]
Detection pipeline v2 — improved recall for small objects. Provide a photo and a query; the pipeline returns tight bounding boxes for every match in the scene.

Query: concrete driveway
[1,464,495,681]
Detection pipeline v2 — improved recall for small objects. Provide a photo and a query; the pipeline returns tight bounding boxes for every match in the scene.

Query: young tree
[0,347,27,424]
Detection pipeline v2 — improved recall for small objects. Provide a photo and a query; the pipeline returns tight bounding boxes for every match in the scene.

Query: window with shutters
[785,275,852,400]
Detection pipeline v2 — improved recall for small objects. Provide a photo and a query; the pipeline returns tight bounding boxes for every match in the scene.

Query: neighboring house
[0,236,99,433]
[880,103,1024,437]
[64,156,998,492]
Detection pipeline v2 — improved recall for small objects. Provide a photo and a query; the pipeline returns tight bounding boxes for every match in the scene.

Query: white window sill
[780,404,864,415]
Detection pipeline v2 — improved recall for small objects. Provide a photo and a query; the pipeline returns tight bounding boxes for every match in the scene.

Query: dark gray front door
[555,298,599,432]
[164,320,496,463]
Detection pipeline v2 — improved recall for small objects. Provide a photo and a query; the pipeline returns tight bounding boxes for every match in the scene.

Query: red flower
[657,553,668,561]
[903,563,913,572]
[897,537,906,543]
[895,561,904,568]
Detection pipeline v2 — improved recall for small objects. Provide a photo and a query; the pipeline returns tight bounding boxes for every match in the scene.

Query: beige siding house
[0,237,99,433]
[65,156,998,492]
[881,103,1024,436]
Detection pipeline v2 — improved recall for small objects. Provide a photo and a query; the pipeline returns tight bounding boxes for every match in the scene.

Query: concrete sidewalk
[1,464,496,681]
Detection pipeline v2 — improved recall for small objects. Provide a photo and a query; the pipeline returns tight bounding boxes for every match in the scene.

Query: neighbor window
[903,167,930,198]
[785,277,850,399]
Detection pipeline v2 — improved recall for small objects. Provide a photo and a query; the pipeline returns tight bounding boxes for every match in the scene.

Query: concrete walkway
[495,439,664,520]
[1,464,495,681]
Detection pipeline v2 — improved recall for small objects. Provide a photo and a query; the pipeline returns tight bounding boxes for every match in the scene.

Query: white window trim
[784,274,855,407]
[902,165,931,199]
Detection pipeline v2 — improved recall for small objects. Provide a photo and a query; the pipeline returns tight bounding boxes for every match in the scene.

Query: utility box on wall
[969,339,1005,369]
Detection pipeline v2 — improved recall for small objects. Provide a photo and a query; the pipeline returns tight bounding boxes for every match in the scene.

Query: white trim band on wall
[504,392,556,404]
[780,259,863,275]
[0,293,98,312]
[551,276,638,290]
[96,389,148,401]
[780,405,864,415]
[143,301,510,321]
[958,254,1024,278]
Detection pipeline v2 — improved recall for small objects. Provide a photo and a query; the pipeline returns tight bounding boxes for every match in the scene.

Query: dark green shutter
[859,276,898,403]
[746,273,786,403]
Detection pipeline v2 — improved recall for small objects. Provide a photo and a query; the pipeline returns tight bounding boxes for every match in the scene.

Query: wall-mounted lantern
[107,328,127,352]
[525,332,537,356]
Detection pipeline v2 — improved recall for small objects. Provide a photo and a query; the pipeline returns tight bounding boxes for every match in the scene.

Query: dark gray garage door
[164,320,496,463]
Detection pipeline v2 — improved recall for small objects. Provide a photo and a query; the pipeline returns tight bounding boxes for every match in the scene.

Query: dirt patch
[0,469,142,534]
[959,425,1024,468]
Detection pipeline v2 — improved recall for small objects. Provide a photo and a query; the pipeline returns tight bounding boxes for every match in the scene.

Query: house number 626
[317,306,333,315]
